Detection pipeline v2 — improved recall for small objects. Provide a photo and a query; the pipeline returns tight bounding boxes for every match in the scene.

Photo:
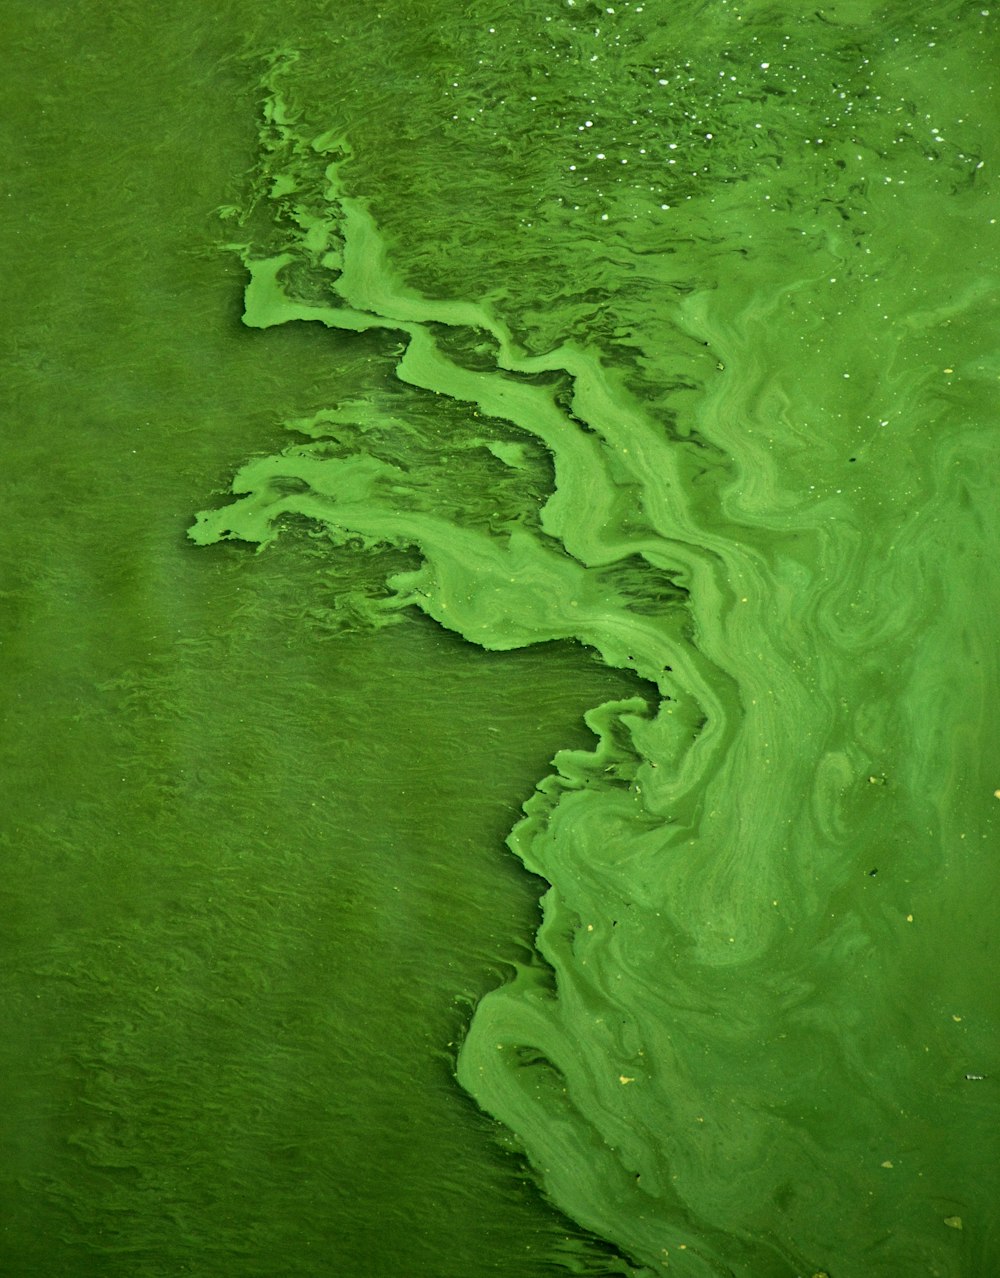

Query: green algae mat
[2,3,998,1276]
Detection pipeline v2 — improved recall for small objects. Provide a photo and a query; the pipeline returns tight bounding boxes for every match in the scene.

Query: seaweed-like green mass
[193,44,999,1278]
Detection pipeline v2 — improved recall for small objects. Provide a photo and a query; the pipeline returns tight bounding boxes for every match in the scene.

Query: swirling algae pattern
[192,15,999,1275]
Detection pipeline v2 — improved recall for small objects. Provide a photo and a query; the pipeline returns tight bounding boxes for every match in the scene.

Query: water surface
[2,3,998,1276]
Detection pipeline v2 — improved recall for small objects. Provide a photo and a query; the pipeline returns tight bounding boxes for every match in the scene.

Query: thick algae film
[3,1,997,1276]
[190,5,1000,1275]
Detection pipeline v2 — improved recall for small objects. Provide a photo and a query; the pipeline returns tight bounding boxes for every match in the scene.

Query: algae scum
[191,5,998,1273]
[4,1,999,1275]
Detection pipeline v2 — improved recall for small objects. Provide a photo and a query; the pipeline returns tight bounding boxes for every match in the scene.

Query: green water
[2,3,997,1276]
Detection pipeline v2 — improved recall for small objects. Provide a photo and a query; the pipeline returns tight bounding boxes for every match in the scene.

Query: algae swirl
[193,17,999,1274]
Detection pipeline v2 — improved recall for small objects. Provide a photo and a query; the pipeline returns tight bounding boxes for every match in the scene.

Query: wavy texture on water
[193,30,999,1276]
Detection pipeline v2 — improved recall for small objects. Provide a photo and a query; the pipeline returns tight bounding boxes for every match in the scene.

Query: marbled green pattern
[3,2,998,1275]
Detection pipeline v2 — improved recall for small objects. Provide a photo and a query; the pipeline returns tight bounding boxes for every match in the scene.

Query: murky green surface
[2,2,998,1276]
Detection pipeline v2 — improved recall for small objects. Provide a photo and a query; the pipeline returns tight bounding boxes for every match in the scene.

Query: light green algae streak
[192,10,1000,1274]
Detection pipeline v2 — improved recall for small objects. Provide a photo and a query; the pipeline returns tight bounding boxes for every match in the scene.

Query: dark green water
[2,3,998,1276]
